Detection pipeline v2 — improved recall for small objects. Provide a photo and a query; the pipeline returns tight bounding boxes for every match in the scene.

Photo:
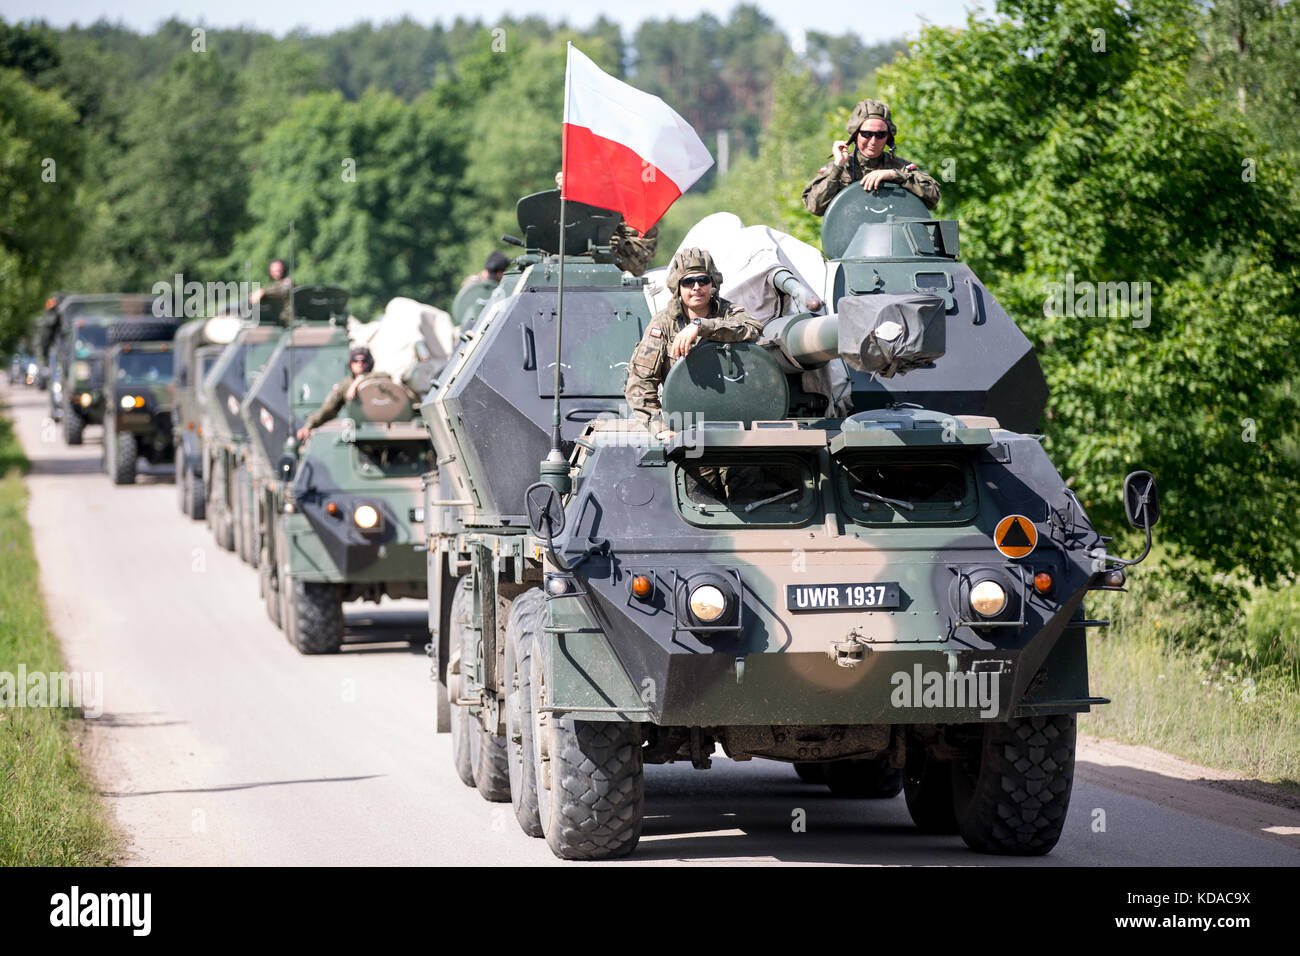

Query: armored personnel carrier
[245,291,434,653]
[423,187,1158,859]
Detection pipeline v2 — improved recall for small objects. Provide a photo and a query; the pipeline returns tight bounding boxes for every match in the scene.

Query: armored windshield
[116,351,174,384]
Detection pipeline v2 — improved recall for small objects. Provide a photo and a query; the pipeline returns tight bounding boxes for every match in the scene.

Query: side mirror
[1123,470,1159,529]
[524,481,566,539]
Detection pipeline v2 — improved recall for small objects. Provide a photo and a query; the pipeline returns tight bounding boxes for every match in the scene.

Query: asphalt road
[6,383,1300,866]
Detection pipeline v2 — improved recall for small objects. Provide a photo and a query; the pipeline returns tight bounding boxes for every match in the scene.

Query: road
[6,383,1300,866]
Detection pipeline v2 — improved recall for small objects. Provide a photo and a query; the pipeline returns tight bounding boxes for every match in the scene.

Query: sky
[0,0,984,46]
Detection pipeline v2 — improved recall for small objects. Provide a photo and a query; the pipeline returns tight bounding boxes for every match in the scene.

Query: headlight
[73,361,91,380]
[353,504,379,529]
[120,395,136,409]
[970,580,1007,617]
[78,393,92,407]
[689,585,727,622]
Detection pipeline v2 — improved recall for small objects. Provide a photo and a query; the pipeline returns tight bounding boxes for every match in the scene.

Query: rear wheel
[824,756,903,798]
[902,742,959,834]
[111,432,138,485]
[447,583,476,788]
[287,579,344,654]
[532,626,644,859]
[187,466,206,520]
[951,715,1077,856]
[261,544,282,629]
[505,588,544,836]
[176,448,190,514]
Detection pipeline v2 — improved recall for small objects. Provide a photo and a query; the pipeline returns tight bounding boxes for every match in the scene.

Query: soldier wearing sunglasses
[625,247,763,440]
[802,98,941,215]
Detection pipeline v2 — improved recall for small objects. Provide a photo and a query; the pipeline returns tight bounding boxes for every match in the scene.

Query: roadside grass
[0,399,120,865]
[1083,571,1300,791]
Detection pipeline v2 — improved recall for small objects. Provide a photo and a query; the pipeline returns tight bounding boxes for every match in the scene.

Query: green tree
[876,0,1300,580]
[229,90,469,317]
[0,68,83,351]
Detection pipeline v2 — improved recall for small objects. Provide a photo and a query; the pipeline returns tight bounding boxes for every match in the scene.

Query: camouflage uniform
[303,371,384,430]
[613,223,660,277]
[257,276,294,324]
[802,98,940,215]
[625,248,764,434]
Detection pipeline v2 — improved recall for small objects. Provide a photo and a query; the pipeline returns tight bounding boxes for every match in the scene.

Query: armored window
[836,456,976,524]
[116,352,173,384]
[675,454,818,526]
[354,439,434,476]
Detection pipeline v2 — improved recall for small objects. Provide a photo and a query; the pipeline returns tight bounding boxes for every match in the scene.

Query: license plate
[786,582,900,611]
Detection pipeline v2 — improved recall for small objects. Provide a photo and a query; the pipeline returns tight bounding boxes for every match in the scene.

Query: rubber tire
[287,579,344,654]
[63,399,84,445]
[793,762,827,784]
[111,432,137,485]
[106,318,179,344]
[187,467,206,520]
[505,589,544,836]
[447,583,476,788]
[467,591,511,803]
[902,745,959,834]
[233,467,249,564]
[261,544,282,629]
[824,756,903,798]
[532,629,644,860]
[177,448,190,515]
[951,714,1077,856]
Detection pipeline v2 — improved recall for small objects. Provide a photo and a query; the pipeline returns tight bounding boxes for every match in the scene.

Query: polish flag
[561,43,714,234]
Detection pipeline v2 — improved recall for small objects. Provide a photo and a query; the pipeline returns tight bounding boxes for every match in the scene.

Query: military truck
[246,290,434,654]
[101,332,176,485]
[172,315,243,518]
[422,188,1159,860]
[49,295,166,444]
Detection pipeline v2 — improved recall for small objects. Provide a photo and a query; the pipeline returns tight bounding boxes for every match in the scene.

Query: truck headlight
[970,580,1007,617]
[689,585,727,622]
[354,504,379,529]
[120,395,136,409]
[73,361,91,381]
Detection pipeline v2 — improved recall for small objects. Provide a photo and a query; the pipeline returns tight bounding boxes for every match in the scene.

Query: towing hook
[829,628,873,668]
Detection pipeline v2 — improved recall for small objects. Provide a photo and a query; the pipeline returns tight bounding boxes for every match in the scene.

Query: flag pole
[540,45,571,493]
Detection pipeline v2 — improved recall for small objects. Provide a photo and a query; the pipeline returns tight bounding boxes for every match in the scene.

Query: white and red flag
[561,43,714,234]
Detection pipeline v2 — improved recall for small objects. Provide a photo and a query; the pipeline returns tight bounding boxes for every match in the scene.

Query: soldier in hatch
[624,248,763,442]
[555,171,659,276]
[802,98,941,215]
[249,258,293,323]
[295,346,390,442]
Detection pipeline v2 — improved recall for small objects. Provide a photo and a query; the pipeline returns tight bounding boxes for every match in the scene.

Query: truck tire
[176,448,189,515]
[467,592,511,803]
[288,579,344,654]
[505,588,544,836]
[951,714,1076,856]
[63,399,84,445]
[532,628,644,859]
[902,744,959,834]
[447,583,476,787]
[111,432,138,485]
[261,545,282,629]
[106,318,179,344]
[188,467,205,520]
[793,762,826,784]
[824,756,903,798]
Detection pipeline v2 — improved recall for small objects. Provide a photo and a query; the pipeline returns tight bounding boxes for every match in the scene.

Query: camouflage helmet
[666,247,724,296]
[847,98,897,145]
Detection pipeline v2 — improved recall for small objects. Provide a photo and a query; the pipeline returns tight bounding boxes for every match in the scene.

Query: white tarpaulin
[348,297,456,389]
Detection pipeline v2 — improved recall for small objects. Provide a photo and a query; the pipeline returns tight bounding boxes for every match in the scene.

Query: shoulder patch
[649,327,663,338]
[906,163,918,171]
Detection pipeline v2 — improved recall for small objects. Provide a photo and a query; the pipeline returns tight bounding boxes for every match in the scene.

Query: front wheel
[63,399,84,445]
[532,628,644,860]
[286,579,344,654]
[111,432,137,485]
[505,588,544,836]
[951,714,1077,856]
[447,583,476,788]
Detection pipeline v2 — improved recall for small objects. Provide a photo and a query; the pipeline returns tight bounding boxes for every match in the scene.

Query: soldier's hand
[670,323,701,359]
[861,168,900,191]
[832,140,850,166]
[295,426,310,442]
[249,288,265,303]
[345,380,361,401]
[656,429,676,442]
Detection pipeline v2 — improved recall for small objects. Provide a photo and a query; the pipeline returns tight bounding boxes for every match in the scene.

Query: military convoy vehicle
[243,289,435,654]
[422,187,1159,859]
[49,295,166,444]
[101,334,176,485]
[172,315,243,518]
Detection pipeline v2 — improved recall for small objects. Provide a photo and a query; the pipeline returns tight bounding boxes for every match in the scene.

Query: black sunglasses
[857,129,889,141]
[679,275,712,288]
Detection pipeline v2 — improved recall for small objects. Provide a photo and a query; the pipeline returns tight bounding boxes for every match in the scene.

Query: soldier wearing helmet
[802,98,941,215]
[624,248,763,440]
[296,346,386,441]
